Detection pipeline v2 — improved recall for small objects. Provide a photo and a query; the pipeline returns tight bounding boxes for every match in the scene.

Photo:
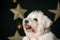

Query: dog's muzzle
[25,20,29,24]
[23,19,35,33]
[24,19,31,29]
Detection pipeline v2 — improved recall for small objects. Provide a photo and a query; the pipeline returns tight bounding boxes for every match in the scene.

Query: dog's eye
[33,18,38,21]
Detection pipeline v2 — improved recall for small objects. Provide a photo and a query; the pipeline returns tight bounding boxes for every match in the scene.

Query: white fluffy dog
[22,11,59,40]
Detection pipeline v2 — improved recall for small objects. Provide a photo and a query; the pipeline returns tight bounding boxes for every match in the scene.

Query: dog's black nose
[25,20,29,23]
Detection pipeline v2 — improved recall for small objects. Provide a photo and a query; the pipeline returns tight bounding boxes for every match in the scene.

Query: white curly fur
[22,10,59,40]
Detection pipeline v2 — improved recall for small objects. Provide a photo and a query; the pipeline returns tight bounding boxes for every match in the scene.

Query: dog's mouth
[24,24,35,33]
[25,25,32,29]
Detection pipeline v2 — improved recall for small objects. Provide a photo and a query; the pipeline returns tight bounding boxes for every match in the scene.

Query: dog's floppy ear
[45,17,52,28]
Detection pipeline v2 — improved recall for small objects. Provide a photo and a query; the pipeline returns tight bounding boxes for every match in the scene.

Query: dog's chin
[24,24,36,33]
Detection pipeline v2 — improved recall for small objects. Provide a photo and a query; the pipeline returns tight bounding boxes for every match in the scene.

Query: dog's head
[23,11,52,37]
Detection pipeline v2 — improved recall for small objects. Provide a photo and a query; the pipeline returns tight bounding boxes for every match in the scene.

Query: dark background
[0,0,60,40]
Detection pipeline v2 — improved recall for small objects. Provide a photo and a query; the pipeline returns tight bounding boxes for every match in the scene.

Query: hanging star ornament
[10,3,27,20]
[48,2,60,22]
[8,30,23,40]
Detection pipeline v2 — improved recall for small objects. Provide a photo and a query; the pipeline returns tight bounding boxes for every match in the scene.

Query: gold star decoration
[10,3,27,20]
[48,2,60,22]
[8,30,23,40]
